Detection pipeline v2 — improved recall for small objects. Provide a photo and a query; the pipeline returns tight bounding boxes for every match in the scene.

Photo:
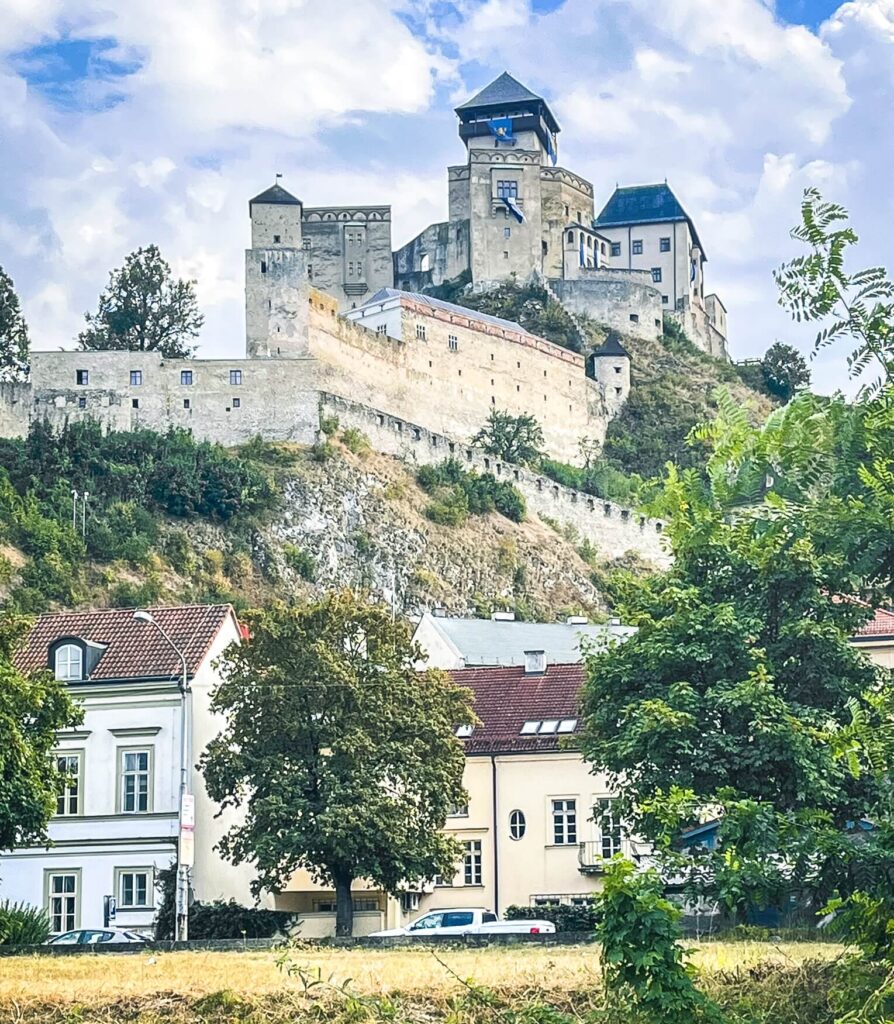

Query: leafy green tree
[472,409,545,466]
[201,591,474,936]
[0,613,82,855]
[0,266,29,379]
[78,244,203,357]
[761,342,810,401]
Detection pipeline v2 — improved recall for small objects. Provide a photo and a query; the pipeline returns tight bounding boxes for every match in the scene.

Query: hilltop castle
[0,72,726,485]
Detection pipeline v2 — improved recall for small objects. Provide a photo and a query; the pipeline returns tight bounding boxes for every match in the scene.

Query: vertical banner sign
[180,793,196,868]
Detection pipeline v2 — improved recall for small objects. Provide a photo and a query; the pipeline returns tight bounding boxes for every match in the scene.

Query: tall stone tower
[448,72,593,286]
[245,183,310,359]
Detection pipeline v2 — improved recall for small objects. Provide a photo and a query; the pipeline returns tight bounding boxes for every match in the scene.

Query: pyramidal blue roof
[455,71,559,133]
[595,183,704,256]
[249,183,302,208]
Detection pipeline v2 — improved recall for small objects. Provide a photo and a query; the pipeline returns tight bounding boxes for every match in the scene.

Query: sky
[1,0,892,395]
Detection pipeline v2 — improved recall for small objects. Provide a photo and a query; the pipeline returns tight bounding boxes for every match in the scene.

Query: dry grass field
[0,942,839,1007]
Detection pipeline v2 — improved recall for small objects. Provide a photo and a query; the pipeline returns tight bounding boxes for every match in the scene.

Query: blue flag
[503,196,526,223]
[579,236,585,267]
[488,118,514,143]
[546,132,558,166]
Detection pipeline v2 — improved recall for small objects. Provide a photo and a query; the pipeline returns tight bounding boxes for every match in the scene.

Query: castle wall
[540,168,595,279]
[549,273,664,342]
[0,382,29,438]
[307,292,607,463]
[251,202,302,248]
[301,207,393,311]
[245,248,310,358]
[319,394,670,567]
[27,351,319,445]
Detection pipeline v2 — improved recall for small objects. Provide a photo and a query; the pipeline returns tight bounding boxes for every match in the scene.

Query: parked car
[46,928,149,946]
[370,907,557,938]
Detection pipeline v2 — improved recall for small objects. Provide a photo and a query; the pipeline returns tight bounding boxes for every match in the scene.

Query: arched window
[55,644,83,681]
[567,230,575,243]
[509,809,526,840]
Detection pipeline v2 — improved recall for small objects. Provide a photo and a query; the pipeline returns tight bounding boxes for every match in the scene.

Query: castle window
[662,295,669,304]
[302,238,312,250]
[651,268,662,283]
[130,370,142,386]
[587,236,592,248]
[601,242,606,255]
[614,365,623,374]
[542,240,548,255]
[233,398,241,408]
[496,180,518,199]
[615,387,623,396]
[273,234,281,243]
[629,314,639,323]
[260,260,267,274]
[448,335,458,353]
[78,397,86,409]
[376,324,387,336]
[183,399,190,410]
[577,211,582,222]
[632,240,643,255]
[610,242,621,257]
[416,323,427,341]
[503,250,509,259]
[76,370,89,386]
[660,237,671,252]
[181,370,193,386]
[504,227,511,239]
[564,204,569,217]
[491,396,496,405]
[307,265,313,280]
[132,398,139,409]
[567,230,574,243]
[229,370,242,385]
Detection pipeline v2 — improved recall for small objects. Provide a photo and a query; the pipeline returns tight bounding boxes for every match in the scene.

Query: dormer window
[55,644,83,681]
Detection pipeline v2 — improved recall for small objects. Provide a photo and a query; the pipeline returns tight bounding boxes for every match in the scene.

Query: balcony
[578,841,616,874]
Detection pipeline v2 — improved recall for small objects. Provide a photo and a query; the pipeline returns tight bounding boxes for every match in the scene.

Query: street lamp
[133,610,192,942]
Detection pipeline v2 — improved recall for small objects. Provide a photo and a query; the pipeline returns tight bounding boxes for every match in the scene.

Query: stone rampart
[320,394,670,566]
[549,272,664,342]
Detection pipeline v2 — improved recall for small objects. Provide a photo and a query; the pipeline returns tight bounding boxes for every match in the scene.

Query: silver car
[46,928,149,946]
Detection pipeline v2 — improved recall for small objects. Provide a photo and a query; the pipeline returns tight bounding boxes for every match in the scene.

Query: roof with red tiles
[16,604,239,681]
[448,662,585,754]
[853,607,894,641]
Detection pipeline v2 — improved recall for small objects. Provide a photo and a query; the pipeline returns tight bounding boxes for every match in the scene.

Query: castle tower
[587,331,630,415]
[245,183,310,359]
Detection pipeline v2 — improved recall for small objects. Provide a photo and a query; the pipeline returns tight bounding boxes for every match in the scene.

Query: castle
[0,72,726,489]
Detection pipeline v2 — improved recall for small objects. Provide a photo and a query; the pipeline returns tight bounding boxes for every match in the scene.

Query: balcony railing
[578,840,621,873]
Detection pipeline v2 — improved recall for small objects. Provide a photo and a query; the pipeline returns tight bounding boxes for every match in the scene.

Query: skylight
[557,719,578,733]
[539,720,559,734]
[520,721,540,735]
[455,724,474,738]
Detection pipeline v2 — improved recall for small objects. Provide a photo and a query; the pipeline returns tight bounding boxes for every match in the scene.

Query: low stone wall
[320,394,670,567]
[549,273,664,343]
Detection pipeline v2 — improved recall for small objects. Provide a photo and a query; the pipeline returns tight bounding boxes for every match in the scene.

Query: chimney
[524,650,546,674]
[491,611,516,622]
[566,615,588,625]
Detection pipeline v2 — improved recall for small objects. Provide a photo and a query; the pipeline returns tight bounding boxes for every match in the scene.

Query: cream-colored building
[853,607,894,670]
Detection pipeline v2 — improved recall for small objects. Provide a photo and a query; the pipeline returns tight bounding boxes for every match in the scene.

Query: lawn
[0,940,850,1023]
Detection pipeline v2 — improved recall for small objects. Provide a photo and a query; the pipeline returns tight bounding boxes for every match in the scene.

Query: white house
[1,604,265,936]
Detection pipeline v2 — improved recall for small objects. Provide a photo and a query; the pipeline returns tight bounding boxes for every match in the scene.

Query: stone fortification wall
[667,306,729,361]
[23,351,319,445]
[549,272,664,342]
[320,394,670,567]
[0,382,29,438]
[308,293,607,464]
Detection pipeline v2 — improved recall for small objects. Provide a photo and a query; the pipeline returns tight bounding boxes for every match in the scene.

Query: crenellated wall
[319,393,670,567]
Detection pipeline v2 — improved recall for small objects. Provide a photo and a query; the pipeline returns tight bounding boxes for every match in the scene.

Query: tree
[0,613,82,855]
[0,266,29,380]
[200,591,474,936]
[78,245,203,357]
[472,409,545,466]
[761,342,810,401]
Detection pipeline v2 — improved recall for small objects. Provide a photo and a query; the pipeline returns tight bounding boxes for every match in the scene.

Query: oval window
[509,809,526,841]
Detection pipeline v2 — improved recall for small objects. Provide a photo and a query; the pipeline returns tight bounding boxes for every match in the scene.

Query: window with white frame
[448,334,458,352]
[495,179,518,199]
[55,752,81,816]
[660,237,671,252]
[54,644,82,681]
[597,798,623,859]
[180,370,193,386]
[118,869,152,908]
[651,267,662,283]
[448,802,469,817]
[463,840,482,885]
[509,809,526,840]
[130,370,142,386]
[229,369,242,385]
[415,323,426,341]
[375,323,387,336]
[551,798,577,845]
[47,872,78,933]
[120,749,151,813]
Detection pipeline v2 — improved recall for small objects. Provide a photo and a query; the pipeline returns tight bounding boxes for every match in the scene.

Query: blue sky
[1,0,892,395]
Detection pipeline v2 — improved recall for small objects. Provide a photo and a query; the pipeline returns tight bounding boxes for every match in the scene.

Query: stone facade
[302,205,393,311]
[549,274,664,343]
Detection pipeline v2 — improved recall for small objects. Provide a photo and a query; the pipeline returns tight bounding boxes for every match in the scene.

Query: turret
[587,331,630,414]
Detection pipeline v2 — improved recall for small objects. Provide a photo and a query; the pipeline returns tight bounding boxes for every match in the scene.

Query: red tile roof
[448,663,585,754]
[16,604,239,681]
[854,608,894,640]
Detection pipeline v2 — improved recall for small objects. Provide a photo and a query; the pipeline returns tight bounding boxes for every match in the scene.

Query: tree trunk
[334,871,354,937]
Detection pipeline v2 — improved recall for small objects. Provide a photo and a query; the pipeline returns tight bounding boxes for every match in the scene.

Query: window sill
[544,844,579,849]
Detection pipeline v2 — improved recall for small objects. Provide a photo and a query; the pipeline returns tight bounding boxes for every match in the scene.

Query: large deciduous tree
[201,591,474,936]
[78,245,203,357]
[0,613,82,856]
[761,341,810,401]
[472,409,545,466]
[0,266,29,380]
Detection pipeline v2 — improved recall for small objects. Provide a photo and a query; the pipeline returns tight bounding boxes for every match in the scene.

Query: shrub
[320,415,340,437]
[505,901,599,933]
[340,427,370,455]
[107,576,165,609]
[0,900,51,945]
[310,440,334,462]
[416,460,525,524]
[283,543,316,581]
[426,486,469,526]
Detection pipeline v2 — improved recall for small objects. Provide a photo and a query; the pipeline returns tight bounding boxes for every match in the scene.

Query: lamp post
[133,610,191,942]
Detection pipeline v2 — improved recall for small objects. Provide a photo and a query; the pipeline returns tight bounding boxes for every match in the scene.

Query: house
[274,654,629,927]
[1,604,264,936]
[851,607,894,669]
[413,611,635,669]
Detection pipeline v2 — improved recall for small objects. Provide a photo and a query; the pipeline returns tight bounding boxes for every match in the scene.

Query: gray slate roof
[591,331,629,358]
[249,183,302,208]
[455,71,559,134]
[361,287,531,336]
[424,615,635,667]
[595,183,704,256]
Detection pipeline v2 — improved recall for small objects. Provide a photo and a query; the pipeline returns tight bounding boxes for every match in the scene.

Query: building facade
[0,605,264,936]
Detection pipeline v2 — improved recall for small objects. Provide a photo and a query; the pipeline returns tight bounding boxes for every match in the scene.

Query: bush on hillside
[417,460,525,524]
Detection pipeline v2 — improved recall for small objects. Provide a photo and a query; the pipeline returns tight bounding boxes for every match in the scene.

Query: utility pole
[71,489,78,532]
